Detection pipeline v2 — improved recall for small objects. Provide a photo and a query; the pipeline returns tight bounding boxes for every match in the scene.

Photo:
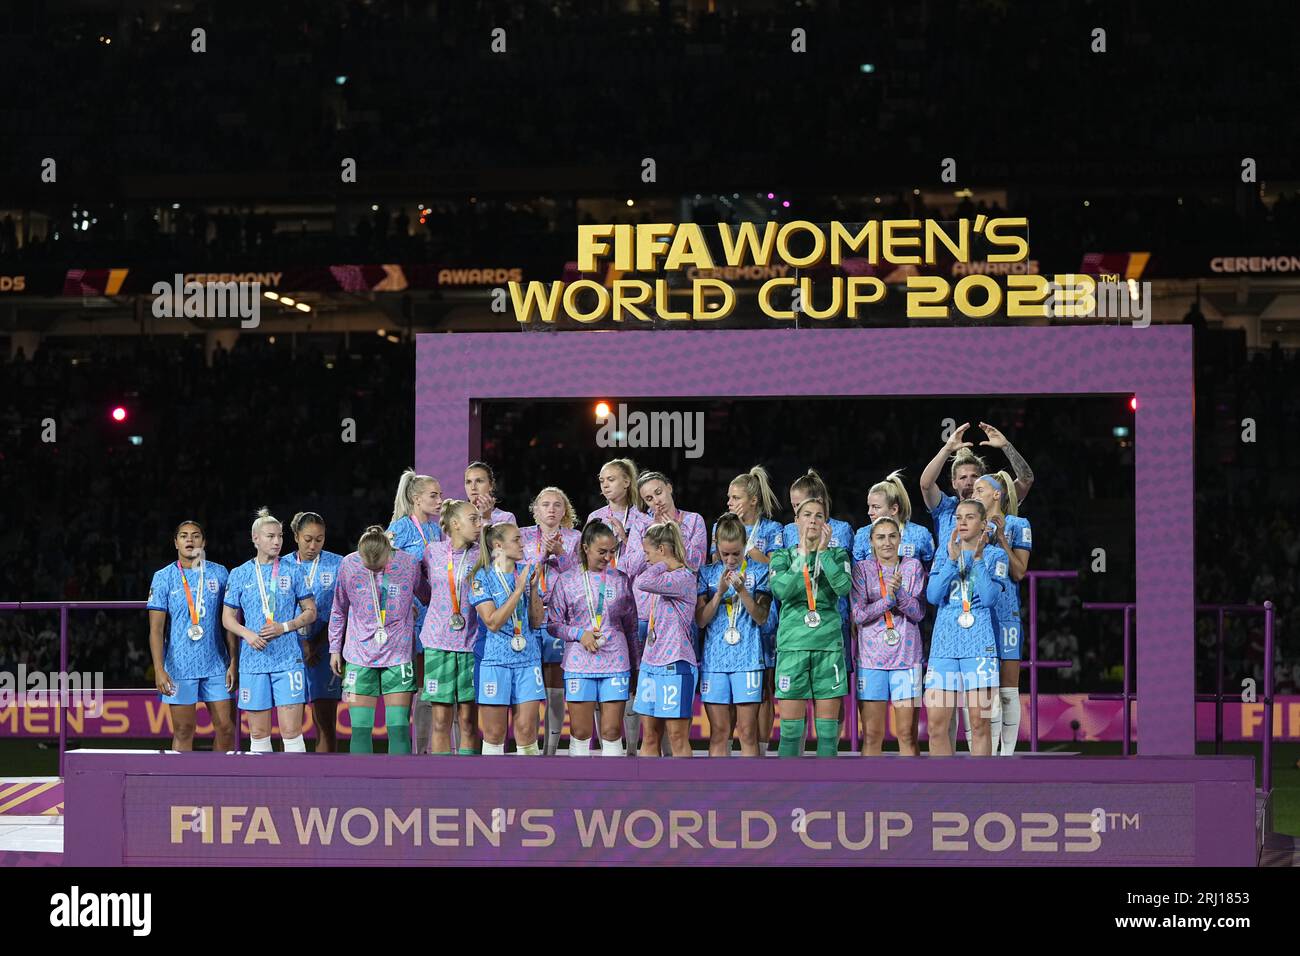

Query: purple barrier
[10,692,1300,743]
[64,750,1258,866]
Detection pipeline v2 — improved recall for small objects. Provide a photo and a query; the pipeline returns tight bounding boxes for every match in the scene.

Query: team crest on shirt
[567,679,581,695]
[778,675,791,692]
[427,679,438,694]
[700,679,711,695]
[484,681,497,697]
[901,544,915,557]
[344,671,357,687]
[321,572,334,586]
[240,688,251,703]
[206,579,219,593]
[277,576,291,591]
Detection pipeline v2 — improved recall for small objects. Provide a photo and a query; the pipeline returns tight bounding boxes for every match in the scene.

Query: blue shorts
[564,671,631,703]
[923,657,998,695]
[541,630,565,665]
[857,665,923,702]
[634,661,698,719]
[700,669,764,705]
[761,606,778,669]
[237,666,307,710]
[162,675,231,706]
[303,647,342,702]
[479,663,546,705]
[997,622,1022,660]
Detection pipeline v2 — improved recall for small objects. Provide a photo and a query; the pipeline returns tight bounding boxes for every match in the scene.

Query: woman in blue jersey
[923,499,1009,756]
[147,520,236,752]
[285,512,344,753]
[221,508,318,753]
[465,461,517,527]
[717,466,783,755]
[971,470,1033,755]
[698,513,772,757]
[852,471,935,565]
[920,423,1035,749]
[470,523,544,755]
[388,469,443,754]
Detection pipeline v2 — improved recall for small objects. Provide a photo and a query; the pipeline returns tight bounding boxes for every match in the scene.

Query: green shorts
[775,649,847,700]
[420,648,476,704]
[343,661,416,698]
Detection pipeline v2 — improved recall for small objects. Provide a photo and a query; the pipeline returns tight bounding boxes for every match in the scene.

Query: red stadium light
[110,406,127,423]
[1129,396,1138,412]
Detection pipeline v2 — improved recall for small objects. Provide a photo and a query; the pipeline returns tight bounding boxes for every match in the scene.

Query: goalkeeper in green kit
[768,496,853,757]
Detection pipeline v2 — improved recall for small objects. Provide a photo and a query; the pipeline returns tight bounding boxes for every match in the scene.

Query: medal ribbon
[494,566,524,637]
[958,554,972,616]
[536,527,558,592]
[411,515,429,549]
[254,557,280,623]
[177,559,203,627]
[369,567,389,631]
[876,561,897,631]
[609,505,632,569]
[801,548,823,615]
[583,568,607,630]
[446,549,467,618]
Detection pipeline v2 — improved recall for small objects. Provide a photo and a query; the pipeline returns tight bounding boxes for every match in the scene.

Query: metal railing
[1083,600,1276,791]
[0,601,149,776]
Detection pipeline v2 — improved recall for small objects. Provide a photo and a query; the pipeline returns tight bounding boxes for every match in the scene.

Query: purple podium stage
[64,750,1259,866]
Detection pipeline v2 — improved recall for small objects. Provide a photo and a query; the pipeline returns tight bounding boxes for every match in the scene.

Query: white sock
[950,705,961,750]
[660,733,672,757]
[250,735,273,753]
[999,688,1021,755]
[482,740,505,756]
[450,720,461,752]
[517,741,540,755]
[412,699,433,755]
[282,734,306,753]
[623,713,640,756]
[569,736,591,757]
[545,688,565,756]
[987,691,1004,755]
[600,737,625,757]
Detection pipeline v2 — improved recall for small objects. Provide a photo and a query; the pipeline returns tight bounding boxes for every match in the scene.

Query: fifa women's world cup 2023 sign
[507,219,1103,324]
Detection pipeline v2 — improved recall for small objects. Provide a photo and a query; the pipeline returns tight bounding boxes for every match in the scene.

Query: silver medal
[449,613,466,631]
[804,610,821,628]
[724,626,741,645]
[958,611,975,629]
[188,624,204,640]
[883,627,900,646]
[375,626,389,645]
[510,634,527,653]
